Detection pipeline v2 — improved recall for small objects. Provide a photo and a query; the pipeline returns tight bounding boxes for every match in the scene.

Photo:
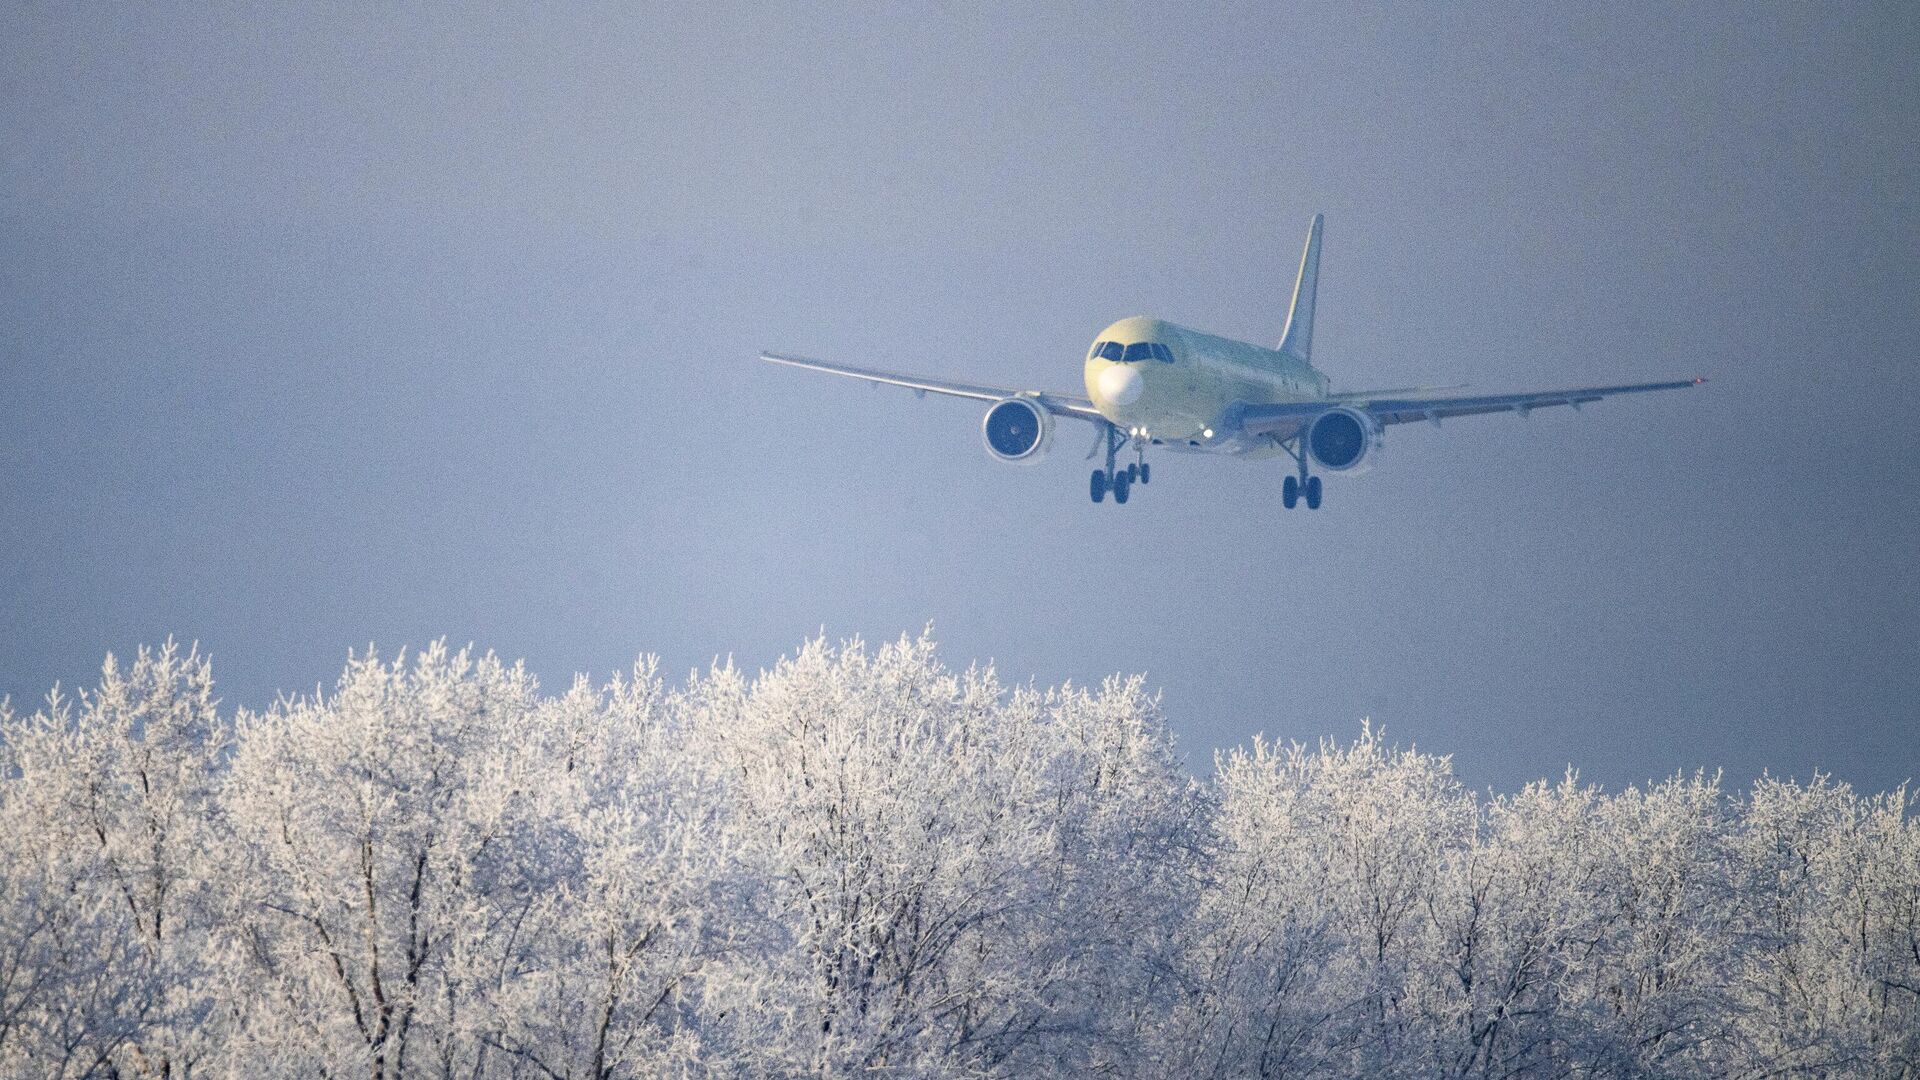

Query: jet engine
[981,397,1052,463]
[1305,407,1382,474]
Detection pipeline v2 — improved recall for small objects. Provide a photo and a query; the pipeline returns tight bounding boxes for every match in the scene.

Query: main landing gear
[1278,436,1323,510]
[1090,424,1150,505]
[1281,474,1322,510]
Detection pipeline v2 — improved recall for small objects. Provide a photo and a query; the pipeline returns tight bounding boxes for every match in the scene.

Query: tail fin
[1277,213,1323,363]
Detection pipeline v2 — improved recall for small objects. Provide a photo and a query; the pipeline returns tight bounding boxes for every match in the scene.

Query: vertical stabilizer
[1277,213,1323,363]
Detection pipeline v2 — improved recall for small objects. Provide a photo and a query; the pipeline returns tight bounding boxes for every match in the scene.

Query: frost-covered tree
[213,643,745,1079]
[0,641,230,1079]
[481,662,743,1079]
[1574,770,1735,1075]
[1013,675,1202,1076]
[1180,722,1475,1078]
[1415,771,1612,1078]
[1729,775,1920,1076]
[218,643,557,1077]
[674,634,1200,1075]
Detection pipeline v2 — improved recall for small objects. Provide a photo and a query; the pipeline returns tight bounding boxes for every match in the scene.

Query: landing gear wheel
[1090,469,1108,503]
[1126,463,1138,483]
[1112,471,1132,504]
[1282,474,1300,509]
[1305,475,1323,510]
[1139,462,1150,484]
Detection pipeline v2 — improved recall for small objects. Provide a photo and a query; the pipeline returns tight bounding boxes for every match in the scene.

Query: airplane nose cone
[1098,364,1144,406]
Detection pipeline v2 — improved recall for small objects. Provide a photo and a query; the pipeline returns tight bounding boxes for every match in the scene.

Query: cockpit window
[1097,341,1126,361]
[1122,342,1155,363]
[1151,343,1174,362]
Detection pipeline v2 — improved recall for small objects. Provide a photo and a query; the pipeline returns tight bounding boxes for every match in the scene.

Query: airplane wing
[1233,377,1706,438]
[760,351,1106,421]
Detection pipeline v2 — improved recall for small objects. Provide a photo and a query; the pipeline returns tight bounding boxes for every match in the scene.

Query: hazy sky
[4,3,1916,794]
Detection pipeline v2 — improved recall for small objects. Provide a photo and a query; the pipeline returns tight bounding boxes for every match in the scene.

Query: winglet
[1277,213,1324,363]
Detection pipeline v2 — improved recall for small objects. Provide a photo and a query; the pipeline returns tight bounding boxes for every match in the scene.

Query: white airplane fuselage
[1084,316,1328,457]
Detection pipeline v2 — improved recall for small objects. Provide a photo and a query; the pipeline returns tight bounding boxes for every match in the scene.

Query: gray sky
[4,2,1916,794]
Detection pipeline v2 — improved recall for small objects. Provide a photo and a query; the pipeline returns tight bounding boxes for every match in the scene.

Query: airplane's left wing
[1232,376,1706,439]
[1347,377,1707,426]
[760,351,1106,421]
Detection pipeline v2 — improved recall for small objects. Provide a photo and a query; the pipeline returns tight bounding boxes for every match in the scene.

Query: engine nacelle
[981,397,1052,463]
[1305,407,1382,475]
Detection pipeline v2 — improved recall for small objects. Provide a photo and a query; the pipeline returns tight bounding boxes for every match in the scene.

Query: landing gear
[1139,462,1150,484]
[1092,464,1138,504]
[1089,423,1149,507]
[1278,436,1323,510]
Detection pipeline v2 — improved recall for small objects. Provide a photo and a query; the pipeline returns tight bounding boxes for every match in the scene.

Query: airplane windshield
[1095,340,1174,363]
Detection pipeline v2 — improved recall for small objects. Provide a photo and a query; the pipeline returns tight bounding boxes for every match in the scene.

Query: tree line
[2,635,1916,1078]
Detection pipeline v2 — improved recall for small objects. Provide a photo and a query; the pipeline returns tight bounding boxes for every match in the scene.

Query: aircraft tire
[1305,476,1323,510]
[1139,462,1150,484]
[1113,473,1131,504]
[1090,469,1108,503]
[1283,475,1299,509]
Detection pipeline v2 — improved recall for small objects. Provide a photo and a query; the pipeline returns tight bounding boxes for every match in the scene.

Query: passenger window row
[1093,341,1175,363]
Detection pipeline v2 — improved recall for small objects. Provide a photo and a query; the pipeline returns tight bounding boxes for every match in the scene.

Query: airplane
[762,215,1705,508]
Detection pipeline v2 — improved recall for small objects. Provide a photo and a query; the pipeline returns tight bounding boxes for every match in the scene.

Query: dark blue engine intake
[981,397,1052,463]
[1305,407,1381,474]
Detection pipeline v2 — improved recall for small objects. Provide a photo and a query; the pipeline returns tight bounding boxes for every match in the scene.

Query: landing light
[1202,428,1214,439]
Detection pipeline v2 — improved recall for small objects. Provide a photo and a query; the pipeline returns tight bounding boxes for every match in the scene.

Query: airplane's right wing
[760,351,1105,421]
